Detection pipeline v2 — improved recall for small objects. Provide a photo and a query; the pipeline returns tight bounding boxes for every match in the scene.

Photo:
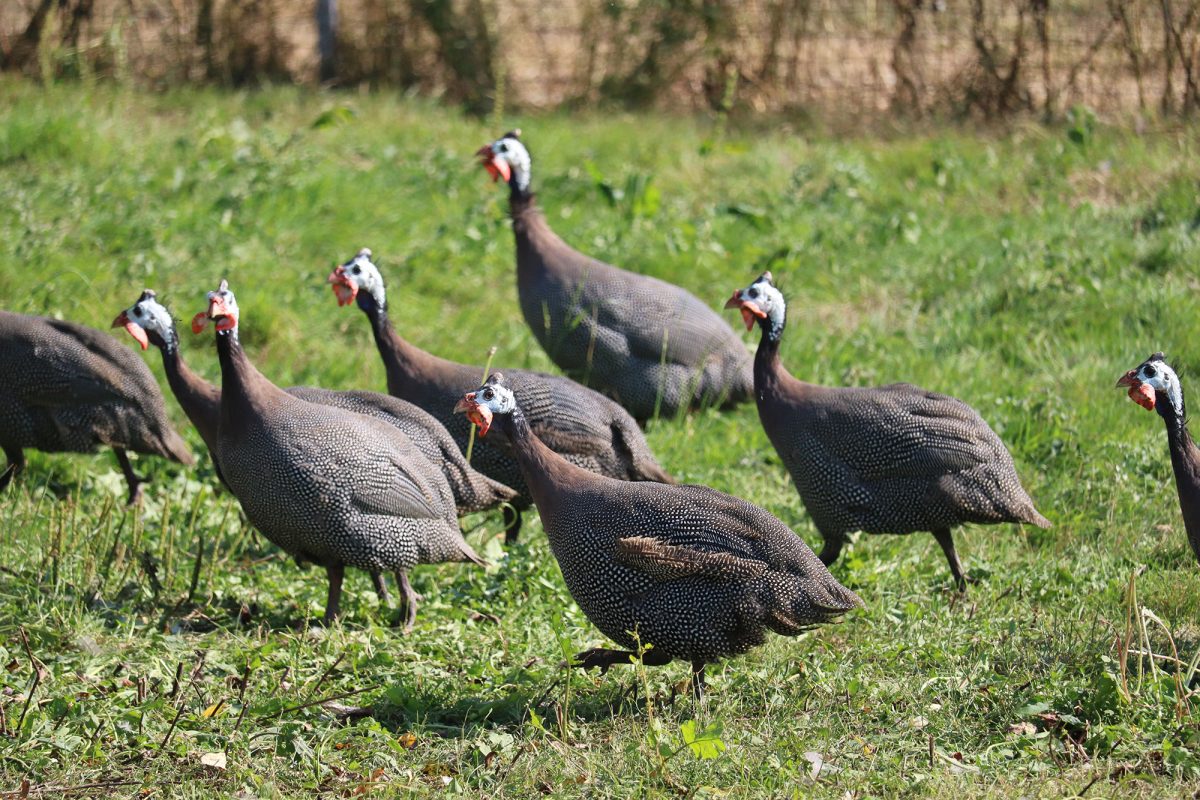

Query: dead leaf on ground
[1007,721,1037,736]
[803,750,840,779]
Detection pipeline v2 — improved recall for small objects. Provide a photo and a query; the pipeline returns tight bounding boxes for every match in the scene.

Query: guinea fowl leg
[932,528,976,590]
[502,506,522,544]
[370,571,391,607]
[396,571,421,633]
[113,448,144,505]
[690,660,707,701]
[574,646,673,673]
[0,447,24,491]
[323,564,345,624]
[817,533,844,566]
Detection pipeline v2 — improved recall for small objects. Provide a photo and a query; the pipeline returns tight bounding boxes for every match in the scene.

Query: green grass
[2,81,1200,797]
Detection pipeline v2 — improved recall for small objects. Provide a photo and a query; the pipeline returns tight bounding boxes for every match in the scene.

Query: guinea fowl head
[327,247,387,312]
[476,130,531,194]
[113,289,175,351]
[191,279,240,336]
[724,271,786,338]
[1118,352,1184,419]
[453,373,517,438]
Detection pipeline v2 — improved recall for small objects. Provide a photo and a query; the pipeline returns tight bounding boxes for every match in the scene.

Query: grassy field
[1,83,1200,797]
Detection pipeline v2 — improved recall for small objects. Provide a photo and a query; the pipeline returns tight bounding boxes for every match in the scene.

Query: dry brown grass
[0,0,1193,119]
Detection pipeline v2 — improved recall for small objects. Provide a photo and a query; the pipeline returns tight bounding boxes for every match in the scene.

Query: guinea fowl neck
[753,312,805,400]
[493,408,588,510]
[360,298,440,390]
[215,329,283,431]
[508,191,569,279]
[508,191,541,240]
[155,328,221,447]
[1157,388,1200,559]
[509,182,534,210]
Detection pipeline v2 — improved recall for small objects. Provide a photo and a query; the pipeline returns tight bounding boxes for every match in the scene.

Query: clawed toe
[573,648,628,674]
[953,573,979,592]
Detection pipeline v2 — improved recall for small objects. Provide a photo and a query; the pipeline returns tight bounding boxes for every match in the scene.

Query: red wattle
[123,321,149,350]
[1129,383,1156,410]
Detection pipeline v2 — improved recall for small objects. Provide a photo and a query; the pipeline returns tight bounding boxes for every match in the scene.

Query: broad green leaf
[680,719,727,760]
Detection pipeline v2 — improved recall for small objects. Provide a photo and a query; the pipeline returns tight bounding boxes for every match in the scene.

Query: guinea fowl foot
[817,536,845,566]
[574,646,673,674]
[396,571,421,634]
[666,661,710,704]
[502,506,522,544]
[322,564,345,625]
[370,572,391,607]
[573,648,633,674]
[0,447,23,491]
[691,661,706,701]
[932,528,976,591]
[114,449,145,506]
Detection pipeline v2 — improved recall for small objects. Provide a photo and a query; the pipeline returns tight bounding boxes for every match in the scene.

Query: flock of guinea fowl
[0,131,1192,697]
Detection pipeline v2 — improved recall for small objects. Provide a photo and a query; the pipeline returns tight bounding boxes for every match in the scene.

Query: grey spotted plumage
[1117,353,1200,564]
[0,309,193,504]
[116,290,516,517]
[286,388,517,515]
[200,281,483,628]
[456,373,861,696]
[328,249,673,542]
[726,273,1050,588]
[476,132,753,422]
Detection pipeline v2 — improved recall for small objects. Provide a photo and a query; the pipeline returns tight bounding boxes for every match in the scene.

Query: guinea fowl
[725,273,1049,589]
[1117,353,1200,564]
[476,131,753,422]
[0,309,192,504]
[114,290,516,518]
[455,373,860,696]
[197,280,484,629]
[327,247,673,542]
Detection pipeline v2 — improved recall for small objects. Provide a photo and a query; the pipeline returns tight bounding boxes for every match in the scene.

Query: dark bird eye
[351,265,361,275]
[1144,365,1158,378]
[133,304,143,316]
[748,288,759,299]
[498,142,508,153]
[483,389,494,400]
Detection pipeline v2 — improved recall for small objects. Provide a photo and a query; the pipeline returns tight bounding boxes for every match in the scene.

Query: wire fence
[1,1,1196,119]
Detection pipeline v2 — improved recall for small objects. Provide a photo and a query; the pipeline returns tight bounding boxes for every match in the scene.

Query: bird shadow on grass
[367,667,658,739]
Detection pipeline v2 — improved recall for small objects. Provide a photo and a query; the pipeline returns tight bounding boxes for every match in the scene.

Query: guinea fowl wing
[347,450,442,520]
[608,484,826,578]
[507,372,624,457]
[602,483,861,614]
[803,384,1002,482]
[615,536,767,582]
[320,416,450,521]
[572,266,741,368]
[6,317,192,463]
[283,386,518,511]
[11,328,126,407]
[17,366,124,408]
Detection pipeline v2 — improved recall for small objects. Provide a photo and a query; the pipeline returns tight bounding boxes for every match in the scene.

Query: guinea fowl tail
[726,358,755,405]
[459,539,488,568]
[154,427,194,466]
[483,475,521,504]
[637,460,676,485]
[1011,487,1051,529]
[1024,508,1051,529]
[763,571,862,637]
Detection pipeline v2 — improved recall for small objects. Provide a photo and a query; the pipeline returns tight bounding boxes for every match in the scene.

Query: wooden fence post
[317,0,337,83]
